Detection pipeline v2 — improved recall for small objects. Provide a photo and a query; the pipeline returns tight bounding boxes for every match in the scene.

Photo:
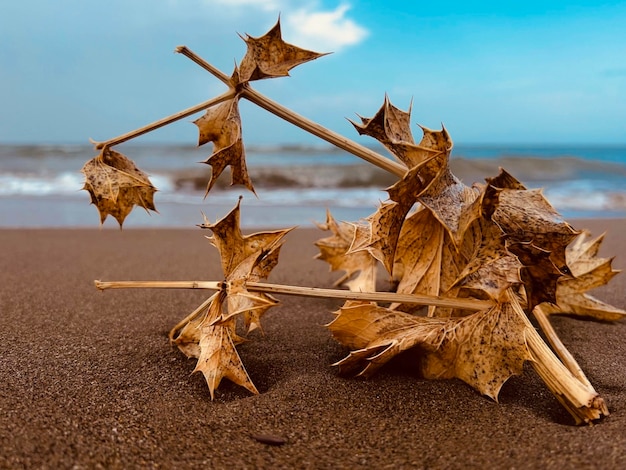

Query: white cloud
[163,1,368,52]
[283,4,368,52]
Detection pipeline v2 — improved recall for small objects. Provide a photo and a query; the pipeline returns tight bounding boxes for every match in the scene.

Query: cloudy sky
[1,0,625,145]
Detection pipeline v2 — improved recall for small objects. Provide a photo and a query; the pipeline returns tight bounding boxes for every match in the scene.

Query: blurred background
[1,0,625,228]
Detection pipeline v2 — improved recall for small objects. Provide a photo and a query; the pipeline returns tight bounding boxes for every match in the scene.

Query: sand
[1,219,625,469]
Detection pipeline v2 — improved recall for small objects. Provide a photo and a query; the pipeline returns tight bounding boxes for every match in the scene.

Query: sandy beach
[1,218,625,469]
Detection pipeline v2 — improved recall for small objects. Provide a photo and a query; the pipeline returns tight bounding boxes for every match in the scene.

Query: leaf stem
[533,304,593,388]
[94,279,494,311]
[507,290,607,424]
[90,89,237,149]
[175,46,407,177]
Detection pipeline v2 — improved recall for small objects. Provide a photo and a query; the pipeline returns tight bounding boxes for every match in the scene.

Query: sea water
[1,142,625,228]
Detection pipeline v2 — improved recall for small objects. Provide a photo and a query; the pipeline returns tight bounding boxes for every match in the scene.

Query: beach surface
[1,219,625,469]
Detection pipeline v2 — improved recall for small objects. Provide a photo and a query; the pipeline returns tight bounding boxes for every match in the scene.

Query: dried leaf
[490,187,579,310]
[329,298,533,401]
[192,291,259,399]
[171,200,293,397]
[201,198,293,279]
[194,97,239,148]
[548,231,626,321]
[238,18,328,83]
[453,217,523,302]
[492,187,578,273]
[390,208,445,314]
[418,165,480,243]
[348,122,483,317]
[420,299,533,401]
[350,163,430,274]
[350,95,415,153]
[350,97,450,169]
[81,148,157,226]
[349,105,480,287]
[220,257,279,332]
[194,99,255,195]
[202,200,292,332]
[314,210,378,292]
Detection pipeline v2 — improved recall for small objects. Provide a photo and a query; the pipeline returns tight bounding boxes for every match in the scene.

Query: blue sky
[1,0,625,145]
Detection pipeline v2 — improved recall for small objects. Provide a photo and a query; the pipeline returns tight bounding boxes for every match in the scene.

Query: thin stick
[533,304,593,388]
[176,46,407,177]
[90,89,237,149]
[507,290,607,424]
[96,280,223,290]
[94,279,494,311]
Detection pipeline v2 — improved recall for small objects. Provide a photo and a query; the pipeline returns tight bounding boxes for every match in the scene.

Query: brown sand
[1,219,625,469]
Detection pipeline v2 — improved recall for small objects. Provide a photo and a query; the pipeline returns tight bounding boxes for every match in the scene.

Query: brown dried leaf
[419,300,533,401]
[418,165,480,243]
[391,207,503,317]
[81,148,157,226]
[453,217,523,302]
[201,198,293,279]
[329,299,532,401]
[171,200,293,398]
[350,95,415,151]
[493,188,579,273]
[350,97,452,169]
[238,18,328,83]
[351,201,403,274]
[350,116,481,294]
[193,99,255,195]
[350,162,431,274]
[485,168,527,192]
[194,97,238,147]
[391,208,445,314]
[314,210,378,292]
[489,186,579,309]
[397,124,482,244]
[549,231,626,321]
[201,199,292,332]
[191,291,259,399]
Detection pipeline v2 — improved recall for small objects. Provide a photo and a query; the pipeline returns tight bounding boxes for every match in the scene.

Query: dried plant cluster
[85,20,625,425]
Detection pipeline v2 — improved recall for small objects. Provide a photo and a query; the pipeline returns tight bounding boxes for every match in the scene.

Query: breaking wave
[2,143,626,227]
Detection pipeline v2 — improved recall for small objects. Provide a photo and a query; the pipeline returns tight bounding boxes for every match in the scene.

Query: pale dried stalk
[508,291,607,424]
[533,304,593,388]
[175,46,407,178]
[94,279,494,311]
[90,89,237,149]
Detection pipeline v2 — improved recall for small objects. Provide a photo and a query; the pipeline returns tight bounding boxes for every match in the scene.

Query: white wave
[0,171,174,197]
[155,186,386,210]
[0,172,85,196]
[2,170,626,217]
[544,185,626,212]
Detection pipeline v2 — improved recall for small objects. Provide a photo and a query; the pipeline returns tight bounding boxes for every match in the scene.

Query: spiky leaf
[81,148,157,226]
[238,19,327,82]
[194,99,255,195]
[329,298,533,401]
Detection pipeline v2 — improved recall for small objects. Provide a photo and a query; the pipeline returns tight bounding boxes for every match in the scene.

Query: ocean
[1,142,626,229]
